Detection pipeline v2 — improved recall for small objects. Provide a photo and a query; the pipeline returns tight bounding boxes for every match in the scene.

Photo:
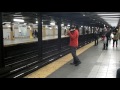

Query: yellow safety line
[24,41,95,78]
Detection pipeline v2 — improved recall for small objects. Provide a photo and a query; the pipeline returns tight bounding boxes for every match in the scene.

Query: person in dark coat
[94,30,99,46]
[116,68,120,78]
[105,29,111,49]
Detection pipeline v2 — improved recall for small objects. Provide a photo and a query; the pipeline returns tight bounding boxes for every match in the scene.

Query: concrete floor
[47,40,120,78]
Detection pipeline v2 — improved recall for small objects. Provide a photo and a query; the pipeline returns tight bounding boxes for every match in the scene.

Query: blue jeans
[70,46,80,64]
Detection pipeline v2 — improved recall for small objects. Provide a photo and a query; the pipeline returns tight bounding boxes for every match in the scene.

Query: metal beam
[0,12,5,68]
[38,13,43,60]
[57,18,62,51]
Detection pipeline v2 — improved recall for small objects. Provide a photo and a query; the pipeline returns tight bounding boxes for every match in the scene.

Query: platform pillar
[38,13,43,59]
[0,12,5,68]
[57,18,62,51]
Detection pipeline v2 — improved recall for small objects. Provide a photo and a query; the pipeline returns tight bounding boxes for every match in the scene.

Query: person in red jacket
[67,26,81,66]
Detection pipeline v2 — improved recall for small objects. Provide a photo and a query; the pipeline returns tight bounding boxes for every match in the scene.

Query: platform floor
[25,40,120,78]
[4,35,68,47]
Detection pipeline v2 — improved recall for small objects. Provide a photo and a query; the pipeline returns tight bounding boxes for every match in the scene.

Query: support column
[38,13,43,60]
[57,18,62,52]
[90,26,92,34]
[0,12,5,68]
[42,26,46,37]
[29,25,34,39]
[83,26,85,35]
[52,26,55,36]
[10,21,14,40]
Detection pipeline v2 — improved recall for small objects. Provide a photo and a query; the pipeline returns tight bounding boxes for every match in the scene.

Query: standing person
[102,29,107,50]
[113,30,119,47]
[106,29,111,50]
[34,30,37,38]
[102,34,107,50]
[67,26,81,66]
[64,29,67,36]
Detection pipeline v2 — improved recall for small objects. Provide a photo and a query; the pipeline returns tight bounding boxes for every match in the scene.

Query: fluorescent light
[50,22,55,25]
[36,21,38,24]
[61,24,64,26]
[13,19,24,22]
[97,13,120,16]
[81,26,83,27]
[67,24,70,26]
[13,15,22,16]
[24,23,27,25]
[100,17,119,27]
[101,16,120,18]
[102,18,119,20]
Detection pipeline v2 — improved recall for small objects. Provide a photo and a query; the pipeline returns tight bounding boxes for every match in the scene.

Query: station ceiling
[2,12,119,28]
[96,12,120,27]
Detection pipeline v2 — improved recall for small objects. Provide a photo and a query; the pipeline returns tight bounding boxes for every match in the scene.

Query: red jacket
[68,30,79,47]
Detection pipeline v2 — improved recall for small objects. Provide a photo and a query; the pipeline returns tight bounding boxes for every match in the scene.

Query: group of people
[94,28,119,50]
[94,27,120,78]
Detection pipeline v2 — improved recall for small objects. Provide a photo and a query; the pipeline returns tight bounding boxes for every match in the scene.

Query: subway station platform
[4,35,68,47]
[25,40,120,78]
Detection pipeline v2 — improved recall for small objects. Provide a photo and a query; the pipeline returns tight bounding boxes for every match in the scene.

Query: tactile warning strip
[24,42,95,78]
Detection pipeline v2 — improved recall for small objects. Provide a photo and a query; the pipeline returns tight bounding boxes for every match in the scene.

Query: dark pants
[103,43,107,49]
[95,38,98,45]
[116,68,120,78]
[103,37,109,49]
[113,40,118,47]
[106,37,109,48]
[70,47,80,64]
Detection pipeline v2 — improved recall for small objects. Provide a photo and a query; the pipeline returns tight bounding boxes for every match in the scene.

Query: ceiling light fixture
[13,19,24,22]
